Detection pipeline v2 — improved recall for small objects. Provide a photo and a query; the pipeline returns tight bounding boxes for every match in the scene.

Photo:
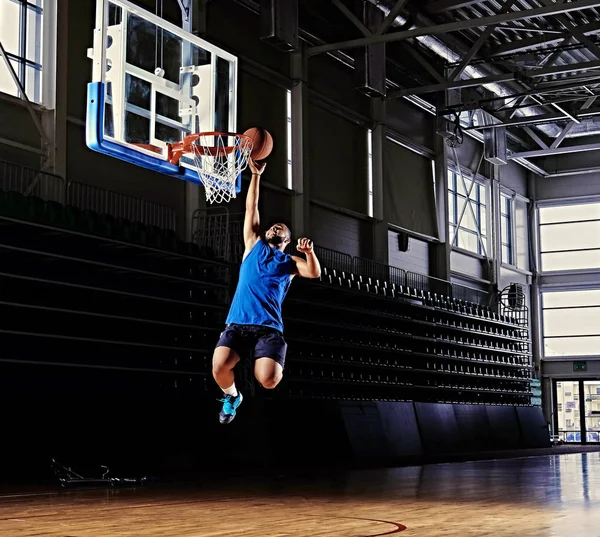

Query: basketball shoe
[218,392,243,424]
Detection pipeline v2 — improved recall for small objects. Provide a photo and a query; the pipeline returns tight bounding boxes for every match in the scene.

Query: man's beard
[267,234,286,246]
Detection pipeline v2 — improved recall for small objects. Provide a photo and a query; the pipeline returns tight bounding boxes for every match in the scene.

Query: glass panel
[214,56,230,132]
[539,202,600,225]
[541,250,600,272]
[501,215,510,243]
[457,229,479,254]
[124,111,150,144]
[456,175,469,197]
[156,92,181,122]
[556,381,581,443]
[126,74,151,110]
[468,182,479,201]
[501,195,510,215]
[26,6,43,64]
[155,122,182,144]
[447,170,455,191]
[462,206,477,231]
[25,65,41,103]
[540,221,600,252]
[0,56,20,97]
[127,14,185,85]
[544,290,600,309]
[480,205,487,235]
[502,245,511,264]
[448,192,455,223]
[584,381,600,442]
[544,307,600,337]
[544,336,600,357]
[0,0,21,56]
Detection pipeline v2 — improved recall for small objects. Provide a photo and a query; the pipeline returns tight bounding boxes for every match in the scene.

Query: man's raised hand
[249,159,267,175]
[296,237,314,254]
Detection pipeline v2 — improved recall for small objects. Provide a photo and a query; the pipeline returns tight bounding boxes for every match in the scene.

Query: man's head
[264,223,291,250]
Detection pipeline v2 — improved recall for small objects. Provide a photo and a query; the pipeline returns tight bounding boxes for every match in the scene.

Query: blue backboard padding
[86,82,242,194]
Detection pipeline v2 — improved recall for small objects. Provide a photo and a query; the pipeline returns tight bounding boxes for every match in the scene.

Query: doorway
[554,380,600,443]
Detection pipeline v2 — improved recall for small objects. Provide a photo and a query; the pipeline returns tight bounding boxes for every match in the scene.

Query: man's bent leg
[212,346,241,393]
[254,357,284,389]
[212,346,243,424]
[253,328,287,389]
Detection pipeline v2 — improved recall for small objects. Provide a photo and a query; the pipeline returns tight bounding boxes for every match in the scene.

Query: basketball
[244,127,273,161]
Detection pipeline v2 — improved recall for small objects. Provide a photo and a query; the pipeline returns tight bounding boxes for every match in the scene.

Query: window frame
[447,167,489,257]
[0,0,53,106]
[541,287,600,359]
[500,189,515,267]
[537,198,600,275]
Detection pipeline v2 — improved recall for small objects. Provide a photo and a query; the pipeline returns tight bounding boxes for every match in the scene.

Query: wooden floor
[2,452,600,536]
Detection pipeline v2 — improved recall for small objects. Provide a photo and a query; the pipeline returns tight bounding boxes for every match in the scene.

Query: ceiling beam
[438,79,600,114]
[308,0,600,56]
[331,0,371,36]
[536,0,600,59]
[522,126,549,150]
[488,21,600,56]
[425,0,488,14]
[465,106,600,129]
[402,44,446,83]
[510,142,600,159]
[374,0,410,36]
[449,0,518,81]
[551,96,598,148]
[389,59,600,98]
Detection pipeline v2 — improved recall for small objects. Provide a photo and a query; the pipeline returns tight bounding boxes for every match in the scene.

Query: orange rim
[167,132,252,163]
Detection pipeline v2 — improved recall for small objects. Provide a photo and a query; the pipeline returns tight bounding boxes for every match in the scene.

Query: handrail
[0,159,66,203]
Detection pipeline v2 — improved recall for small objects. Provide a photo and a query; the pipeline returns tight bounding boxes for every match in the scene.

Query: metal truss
[321,0,600,166]
[310,0,600,56]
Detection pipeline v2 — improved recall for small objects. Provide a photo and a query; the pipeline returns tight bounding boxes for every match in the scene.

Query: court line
[0,496,408,534]
[305,514,407,535]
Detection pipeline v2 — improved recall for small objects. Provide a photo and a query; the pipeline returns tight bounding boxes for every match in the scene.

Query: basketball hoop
[168,132,253,204]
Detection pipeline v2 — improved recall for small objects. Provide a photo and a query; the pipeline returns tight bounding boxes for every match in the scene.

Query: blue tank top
[226,238,296,332]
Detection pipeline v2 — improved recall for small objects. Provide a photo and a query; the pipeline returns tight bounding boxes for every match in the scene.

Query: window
[542,289,600,357]
[501,193,513,265]
[367,129,373,218]
[538,201,600,272]
[448,169,487,256]
[286,88,292,190]
[0,0,44,103]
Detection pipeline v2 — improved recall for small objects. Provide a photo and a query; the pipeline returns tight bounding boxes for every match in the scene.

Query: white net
[189,133,253,204]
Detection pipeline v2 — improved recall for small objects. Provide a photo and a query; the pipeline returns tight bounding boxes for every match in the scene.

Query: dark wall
[500,160,527,197]
[311,203,372,259]
[0,99,42,168]
[388,230,429,275]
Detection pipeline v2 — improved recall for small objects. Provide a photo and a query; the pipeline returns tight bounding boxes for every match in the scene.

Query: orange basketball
[244,127,273,161]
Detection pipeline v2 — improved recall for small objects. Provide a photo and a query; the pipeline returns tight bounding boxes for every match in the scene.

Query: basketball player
[212,158,321,424]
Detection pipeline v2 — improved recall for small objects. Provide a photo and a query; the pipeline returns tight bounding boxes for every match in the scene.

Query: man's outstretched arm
[243,160,266,254]
[292,238,322,279]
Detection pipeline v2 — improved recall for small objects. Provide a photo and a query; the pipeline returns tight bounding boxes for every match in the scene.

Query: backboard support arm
[177,0,206,36]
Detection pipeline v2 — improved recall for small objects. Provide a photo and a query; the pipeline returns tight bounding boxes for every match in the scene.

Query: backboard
[86,0,241,195]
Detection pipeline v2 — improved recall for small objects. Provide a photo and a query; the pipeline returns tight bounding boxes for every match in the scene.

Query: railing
[67,181,176,231]
[0,160,177,231]
[191,201,494,308]
[0,159,66,203]
[314,246,353,274]
[406,271,452,297]
[452,281,490,306]
[353,256,406,288]
[192,206,231,260]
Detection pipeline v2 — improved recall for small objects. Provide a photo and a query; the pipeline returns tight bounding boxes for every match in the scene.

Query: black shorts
[215,324,288,367]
